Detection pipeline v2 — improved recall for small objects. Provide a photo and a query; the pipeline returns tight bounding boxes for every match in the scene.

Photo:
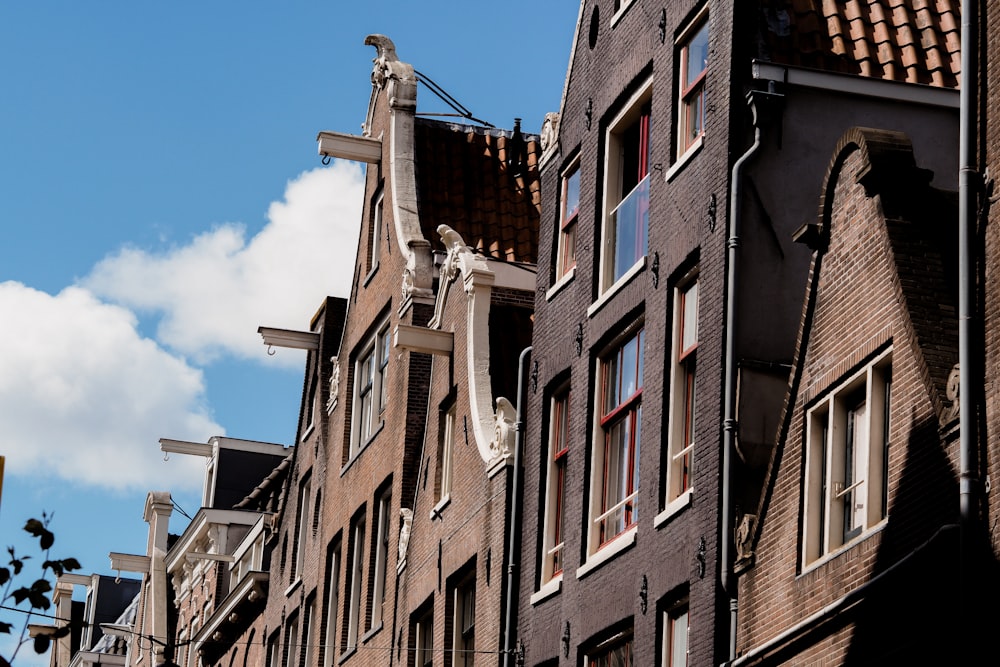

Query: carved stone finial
[397,508,413,567]
[735,514,757,563]
[365,34,398,88]
[942,363,960,426]
[326,357,340,413]
[490,397,516,463]
[540,112,560,155]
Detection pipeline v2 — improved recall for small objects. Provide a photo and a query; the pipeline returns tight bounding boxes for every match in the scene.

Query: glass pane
[563,168,580,222]
[670,609,689,667]
[603,354,621,415]
[682,282,698,352]
[685,23,709,87]
[612,175,650,282]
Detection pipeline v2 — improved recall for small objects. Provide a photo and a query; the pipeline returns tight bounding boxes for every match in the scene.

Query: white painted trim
[394,324,454,356]
[577,525,638,579]
[316,131,383,163]
[654,489,693,529]
[752,61,960,109]
[610,0,636,27]
[665,135,704,182]
[587,256,646,318]
[257,326,320,351]
[546,266,576,301]
[530,575,563,605]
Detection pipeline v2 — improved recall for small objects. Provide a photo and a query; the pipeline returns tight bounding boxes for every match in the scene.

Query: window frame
[344,514,366,655]
[802,349,892,566]
[664,277,698,512]
[411,603,434,667]
[589,325,644,556]
[368,487,392,632]
[434,400,457,512]
[661,602,689,667]
[321,539,341,667]
[541,385,570,584]
[449,571,476,667]
[600,79,652,294]
[291,474,312,584]
[556,159,580,283]
[676,11,709,158]
[368,188,385,278]
[586,629,634,667]
[350,318,391,459]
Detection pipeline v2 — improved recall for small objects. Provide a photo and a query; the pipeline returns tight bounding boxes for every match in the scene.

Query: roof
[413,117,541,264]
[757,0,961,88]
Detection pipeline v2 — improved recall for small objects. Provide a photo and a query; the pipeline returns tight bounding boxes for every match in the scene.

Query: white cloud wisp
[83,162,365,366]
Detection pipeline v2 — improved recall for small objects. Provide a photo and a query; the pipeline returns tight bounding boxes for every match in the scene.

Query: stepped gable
[757,0,961,88]
[413,117,541,263]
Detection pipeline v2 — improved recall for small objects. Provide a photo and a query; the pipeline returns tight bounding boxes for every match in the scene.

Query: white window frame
[676,10,709,159]
[556,159,580,283]
[802,349,891,566]
[586,630,633,666]
[285,613,300,667]
[414,606,433,667]
[588,325,644,557]
[434,403,456,513]
[452,576,476,667]
[664,278,697,515]
[369,190,384,277]
[351,318,391,457]
[662,602,689,667]
[322,542,341,667]
[369,489,391,630]
[292,476,311,583]
[302,599,316,667]
[345,517,365,653]
[541,386,570,585]
[600,79,652,295]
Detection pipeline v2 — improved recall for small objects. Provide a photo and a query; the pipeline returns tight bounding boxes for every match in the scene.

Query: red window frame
[598,328,644,545]
[679,20,709,154]
[558,165,580,278]
[676,283,697,493]
[550,390,570,575]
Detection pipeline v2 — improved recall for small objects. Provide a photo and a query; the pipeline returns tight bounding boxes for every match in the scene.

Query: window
[291,475,312,582]
[803,350,891,564]
[352,319,391,456]
[435,403,456,507]
[302,600,316,667]
[267,631,281,667]
[677,15,709,156]
[592,327,644,551]
[369,488,391,630]
[449,574,476,667]
[345,516,366,653]
[541,387,570,583]
[662,604,689,667]
[285,613,300,667]
[412,604,434,667]
[556,161,580,280]
[666,279,697,506]
[601,82,651,291]
[322,541,341,667]
[587,631,633,667]
[370,190,384,274]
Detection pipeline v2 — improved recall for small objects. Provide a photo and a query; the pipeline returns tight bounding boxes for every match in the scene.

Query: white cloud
[82,162,365,366]
[0,282,216,492]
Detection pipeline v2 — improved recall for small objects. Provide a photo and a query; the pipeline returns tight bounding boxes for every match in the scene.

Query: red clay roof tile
[759,0,960,88]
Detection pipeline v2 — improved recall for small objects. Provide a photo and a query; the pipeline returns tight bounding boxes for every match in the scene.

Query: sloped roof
[413,118,541,264]
[757,0,961,88]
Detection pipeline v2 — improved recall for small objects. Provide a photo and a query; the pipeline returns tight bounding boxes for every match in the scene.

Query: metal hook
[267,344,276,356]
[321,154,332,166]
[163,451,170,462]
[115,569,121,584]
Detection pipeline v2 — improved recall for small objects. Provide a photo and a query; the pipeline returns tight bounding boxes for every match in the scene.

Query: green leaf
[43,560,64,577]
[32,634,50,654]
[28,591,51,610]
[0,654,12,667]
[61,558,81,572]
[12,587,30,604]
[0,567,8,585]
[23,518,45,537]
[0,621,11,634]
[52,625,71,639]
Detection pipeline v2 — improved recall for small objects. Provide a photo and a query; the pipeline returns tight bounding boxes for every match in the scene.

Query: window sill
[799,519,888,576]
[363,263,379,288]
[361,622,383,644]
[665,135,704,182]
[430,495,451,520]
[587,257,646,318]
[546,266,576,301]
[654,488,693,529]
[530,575,563,605]
[341,421,384,475]
[338,645,358,665]
[300,422,315,443]
[610,0,636,27]
[284,578,302,597]
[577,525,638,579]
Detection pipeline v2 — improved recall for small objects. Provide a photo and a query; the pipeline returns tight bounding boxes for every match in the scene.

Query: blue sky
[0,3,577,663]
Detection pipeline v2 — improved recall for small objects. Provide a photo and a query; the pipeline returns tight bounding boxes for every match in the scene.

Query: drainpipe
[957,0,979,613]
[721,90,769,664]
[502,346,531,667]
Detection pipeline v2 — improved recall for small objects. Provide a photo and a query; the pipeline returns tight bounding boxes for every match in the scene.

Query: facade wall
[736,139,959,664]
[519,2,738,665]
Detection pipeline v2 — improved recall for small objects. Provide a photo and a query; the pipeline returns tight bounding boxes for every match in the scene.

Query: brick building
[513,1,959,666]
[255,35,539,667]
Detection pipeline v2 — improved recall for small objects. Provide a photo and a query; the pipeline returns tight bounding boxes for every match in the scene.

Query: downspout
[957,0,978,610]
[721,90,766,664]
[502,346,531,667]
